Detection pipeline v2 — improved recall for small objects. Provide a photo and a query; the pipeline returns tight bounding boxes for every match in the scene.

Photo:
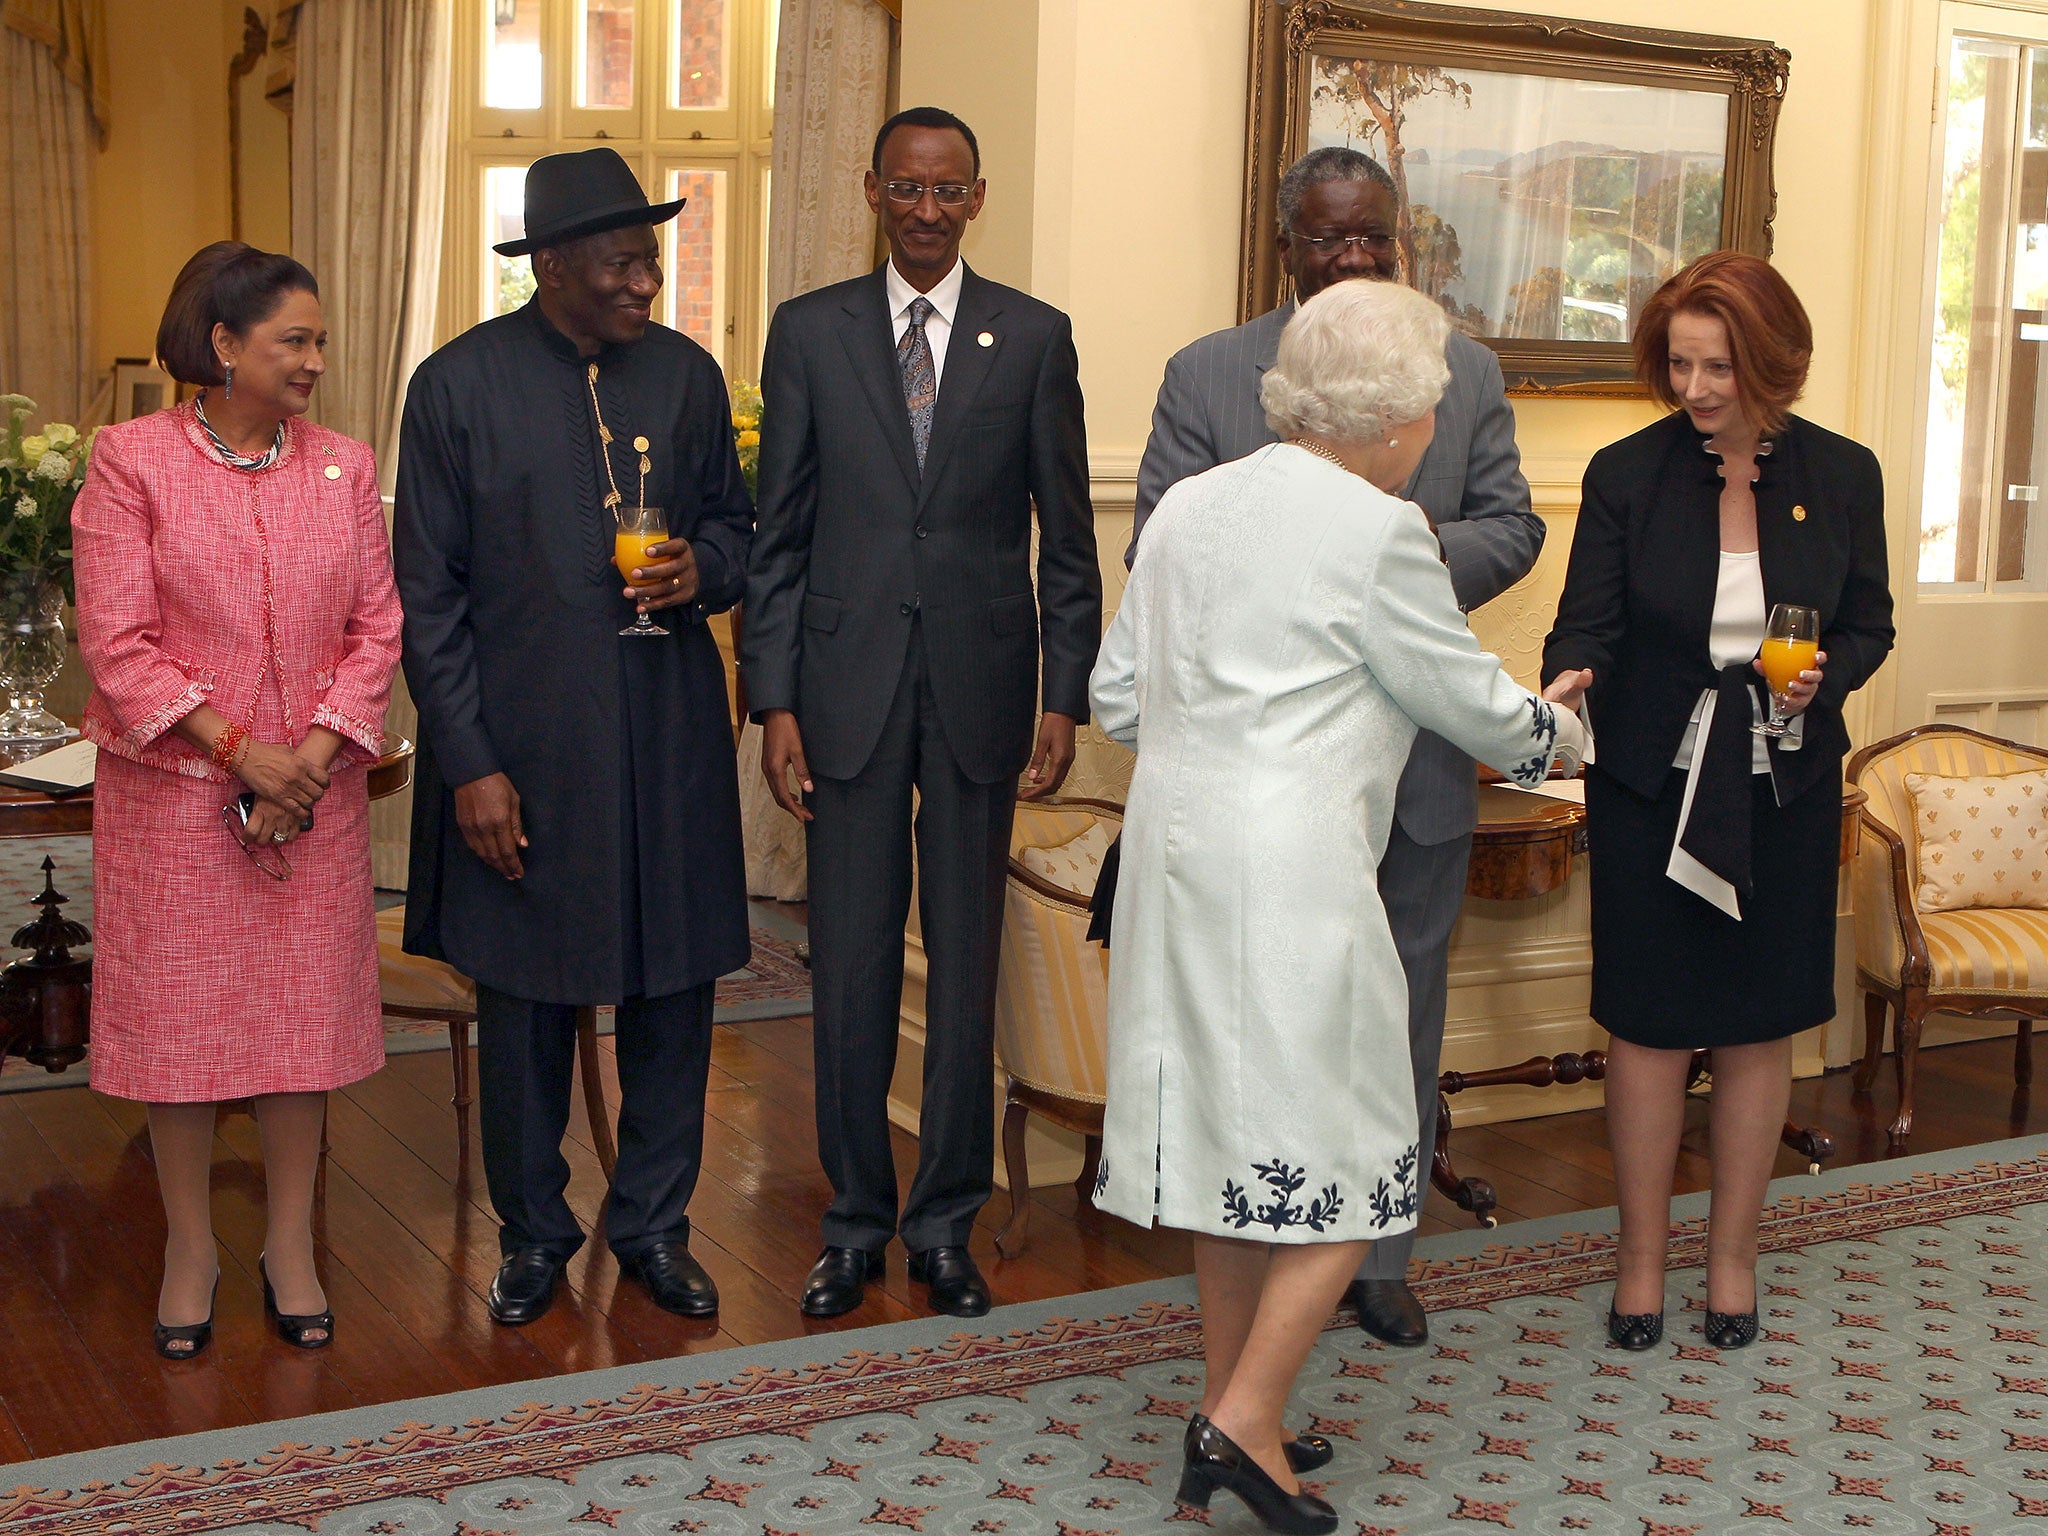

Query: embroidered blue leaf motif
[1092,1153,1110,1200]
[1506,697,1559,786]
[1368,1143,1422,1230]
[1220,1160,1345,1232]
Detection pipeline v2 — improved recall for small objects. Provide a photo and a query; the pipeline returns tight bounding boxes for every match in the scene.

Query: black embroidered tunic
[394,300,753,1002]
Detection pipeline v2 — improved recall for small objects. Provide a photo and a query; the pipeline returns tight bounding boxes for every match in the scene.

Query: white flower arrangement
[0,393,89,597]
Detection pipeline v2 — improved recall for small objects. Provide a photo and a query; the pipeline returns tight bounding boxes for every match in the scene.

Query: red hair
[1633,251,1811,435]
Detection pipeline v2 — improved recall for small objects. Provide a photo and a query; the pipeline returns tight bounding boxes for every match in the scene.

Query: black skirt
[1585,762,1839,1048]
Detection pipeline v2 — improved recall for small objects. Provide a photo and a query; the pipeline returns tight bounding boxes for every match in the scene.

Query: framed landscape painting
[1244,1,1792,394]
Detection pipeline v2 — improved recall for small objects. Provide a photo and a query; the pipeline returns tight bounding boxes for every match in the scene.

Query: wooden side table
[0,738,415,1074]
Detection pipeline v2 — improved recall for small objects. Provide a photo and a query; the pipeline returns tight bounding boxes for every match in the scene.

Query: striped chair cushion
[1920,907,2048,994]
[376,904,477,1014]
[993,804,1117,1102]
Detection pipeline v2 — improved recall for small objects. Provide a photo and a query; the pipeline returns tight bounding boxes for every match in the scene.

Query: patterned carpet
[0,837,812,1095]
[5,1137,2047,1535]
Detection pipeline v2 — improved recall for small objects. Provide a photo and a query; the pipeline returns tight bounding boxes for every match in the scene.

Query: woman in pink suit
[72,242,402,1358]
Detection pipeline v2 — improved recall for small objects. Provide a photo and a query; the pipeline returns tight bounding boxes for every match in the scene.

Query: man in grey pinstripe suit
[1126,147,1544,1346]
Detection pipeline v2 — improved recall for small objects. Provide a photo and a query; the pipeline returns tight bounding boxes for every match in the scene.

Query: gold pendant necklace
[585,362,651,509]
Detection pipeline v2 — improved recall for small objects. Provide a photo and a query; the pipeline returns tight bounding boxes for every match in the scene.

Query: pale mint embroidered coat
[1089,444,1585,1244]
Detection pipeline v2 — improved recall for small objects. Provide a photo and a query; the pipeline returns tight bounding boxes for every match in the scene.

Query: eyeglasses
[881,180,975,207]
[1290,230,1397,254]
[221,800,291,881]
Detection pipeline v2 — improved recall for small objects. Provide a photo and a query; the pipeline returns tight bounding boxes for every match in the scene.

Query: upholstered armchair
[376,905,618,1180]
[1848,724,2048,1146]
[991,797,1120,1257]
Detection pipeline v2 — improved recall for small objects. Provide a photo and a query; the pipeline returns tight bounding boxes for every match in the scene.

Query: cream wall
[92,2,292,373]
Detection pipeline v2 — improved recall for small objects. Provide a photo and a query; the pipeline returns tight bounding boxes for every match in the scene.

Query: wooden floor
[0,1022,2039,1466]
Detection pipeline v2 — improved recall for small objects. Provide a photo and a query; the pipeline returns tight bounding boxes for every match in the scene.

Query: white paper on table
[1495,775,1585,806]
[0,739,96,793]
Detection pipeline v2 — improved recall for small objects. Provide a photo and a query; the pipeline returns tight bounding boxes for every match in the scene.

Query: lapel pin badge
[977,331,995,348]
[1792,504,1808,521]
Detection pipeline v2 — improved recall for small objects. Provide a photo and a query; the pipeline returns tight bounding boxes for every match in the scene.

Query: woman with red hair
[1543,252,1893,1352]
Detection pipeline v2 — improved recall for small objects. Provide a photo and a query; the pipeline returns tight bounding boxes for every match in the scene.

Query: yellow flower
[736,429,759,449]
[18,435,48,463]
[43,423,77,450]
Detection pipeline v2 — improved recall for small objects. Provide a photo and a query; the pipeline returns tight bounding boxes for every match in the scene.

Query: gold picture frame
[1245,0,1791,395]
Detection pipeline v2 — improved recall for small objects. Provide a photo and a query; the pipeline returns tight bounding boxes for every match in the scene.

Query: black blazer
[1542,411,1895,805]
[742,263,1102,784]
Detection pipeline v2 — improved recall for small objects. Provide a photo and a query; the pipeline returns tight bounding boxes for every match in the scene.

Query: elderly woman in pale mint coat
[1090,280,1591,1536]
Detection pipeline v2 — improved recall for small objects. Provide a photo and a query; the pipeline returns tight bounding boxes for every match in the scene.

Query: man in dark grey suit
[1127,146,1543,1346]
[744,107,1101,1320]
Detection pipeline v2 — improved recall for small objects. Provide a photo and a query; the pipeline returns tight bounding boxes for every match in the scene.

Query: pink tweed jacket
[72,402,402,778]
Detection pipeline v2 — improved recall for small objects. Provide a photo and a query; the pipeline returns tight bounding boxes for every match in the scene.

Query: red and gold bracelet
[210,721,249,772]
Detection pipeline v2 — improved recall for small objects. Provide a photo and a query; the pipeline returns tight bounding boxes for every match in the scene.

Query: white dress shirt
[886,257,964,392]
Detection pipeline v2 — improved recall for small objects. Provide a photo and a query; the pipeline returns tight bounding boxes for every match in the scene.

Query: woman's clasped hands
[236,740,329,847]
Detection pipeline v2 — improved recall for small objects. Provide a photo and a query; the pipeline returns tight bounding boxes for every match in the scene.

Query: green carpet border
[4,1131,2045,1520]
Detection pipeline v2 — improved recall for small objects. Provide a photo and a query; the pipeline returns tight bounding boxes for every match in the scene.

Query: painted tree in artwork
[1312,57,1473,280]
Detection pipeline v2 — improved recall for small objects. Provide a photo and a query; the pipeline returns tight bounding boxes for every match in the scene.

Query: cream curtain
[289,0,450,889]
[739,0,894,900]
[0,0,104,423]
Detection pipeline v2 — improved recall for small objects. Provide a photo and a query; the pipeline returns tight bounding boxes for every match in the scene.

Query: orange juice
[1759,636,1818,697]
[614,530,666,588]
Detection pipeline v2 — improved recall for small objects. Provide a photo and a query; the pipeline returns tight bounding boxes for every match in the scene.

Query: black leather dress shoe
[619,1240,719,1317]
[1346,1278,1428,1346]
[802,1245,886,1317]
[489,1247,565,1327]
[908,1245,992,1318]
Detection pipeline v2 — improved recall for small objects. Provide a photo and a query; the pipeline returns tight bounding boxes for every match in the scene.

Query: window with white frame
[446,0,777,379]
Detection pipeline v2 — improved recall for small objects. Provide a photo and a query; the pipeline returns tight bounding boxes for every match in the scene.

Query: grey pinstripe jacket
[1126,300,1544,843]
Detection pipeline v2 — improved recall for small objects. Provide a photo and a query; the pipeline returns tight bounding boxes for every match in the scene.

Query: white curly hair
[1259,279,1450,445]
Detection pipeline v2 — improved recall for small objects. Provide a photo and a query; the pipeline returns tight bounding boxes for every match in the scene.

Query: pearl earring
[224,362,235,401]
[1386,436,1398,448]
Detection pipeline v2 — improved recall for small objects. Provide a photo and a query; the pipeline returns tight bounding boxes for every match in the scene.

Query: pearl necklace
[1289,437,1347,469]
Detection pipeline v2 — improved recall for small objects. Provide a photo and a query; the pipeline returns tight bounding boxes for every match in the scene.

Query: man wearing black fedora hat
[395,147,754,1326]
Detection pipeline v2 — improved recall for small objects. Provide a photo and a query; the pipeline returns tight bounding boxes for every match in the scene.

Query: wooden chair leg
[1427,1089,1497,1228]
[994,1096,1032,1259]
[1075,1133,1102,1205]
[575,1006,617,1185]
[448,1017,473,1113]
[1888,992,1927,1148]
[1853,989,1888,1093]
[2018,1019,2035,1088]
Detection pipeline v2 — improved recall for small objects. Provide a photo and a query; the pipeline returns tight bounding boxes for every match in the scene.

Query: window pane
[1922,35,2048,588]
[578,0,635,110]
[485,164,537,322]
[664,168,727,364]
[671,0,729,110]
[485,0,544,110]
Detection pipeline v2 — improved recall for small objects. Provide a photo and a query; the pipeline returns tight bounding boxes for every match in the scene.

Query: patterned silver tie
[898,296,936,470]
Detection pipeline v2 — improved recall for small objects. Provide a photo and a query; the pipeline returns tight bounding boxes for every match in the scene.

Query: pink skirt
[87,752,385,1102]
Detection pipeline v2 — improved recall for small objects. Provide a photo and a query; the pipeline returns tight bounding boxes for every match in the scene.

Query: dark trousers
[1357,823,1475,1281]
[805,623,1016,1253]
[475,980,715,1261]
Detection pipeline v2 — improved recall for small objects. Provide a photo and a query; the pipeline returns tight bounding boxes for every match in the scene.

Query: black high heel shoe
[1606,1307,1664,1351]
[154,1276,219,1360]
[1191,1414,1333,1475]
[1703,1308,1759,1349]
[1177,1416,1337,1535]
[260,1255,334,1350]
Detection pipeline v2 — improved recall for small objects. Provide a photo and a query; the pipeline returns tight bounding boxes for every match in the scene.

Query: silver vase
[0,571,78,755]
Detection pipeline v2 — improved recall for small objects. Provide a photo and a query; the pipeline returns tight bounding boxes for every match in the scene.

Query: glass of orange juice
[614,504,670,637]
[1753,602,1820,738]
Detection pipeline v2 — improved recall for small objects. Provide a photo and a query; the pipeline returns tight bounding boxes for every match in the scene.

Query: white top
[1672,548,1775,774]
[885,257,964,390]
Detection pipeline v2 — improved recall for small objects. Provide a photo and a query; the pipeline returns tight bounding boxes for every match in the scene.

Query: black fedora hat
[493,147,685,256]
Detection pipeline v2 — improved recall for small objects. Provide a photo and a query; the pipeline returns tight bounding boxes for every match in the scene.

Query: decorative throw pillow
[1904,768,2048,912]
[1018,819,1116,896]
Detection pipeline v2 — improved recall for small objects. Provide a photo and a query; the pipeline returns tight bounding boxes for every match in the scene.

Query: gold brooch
[1792,505,1807,521]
